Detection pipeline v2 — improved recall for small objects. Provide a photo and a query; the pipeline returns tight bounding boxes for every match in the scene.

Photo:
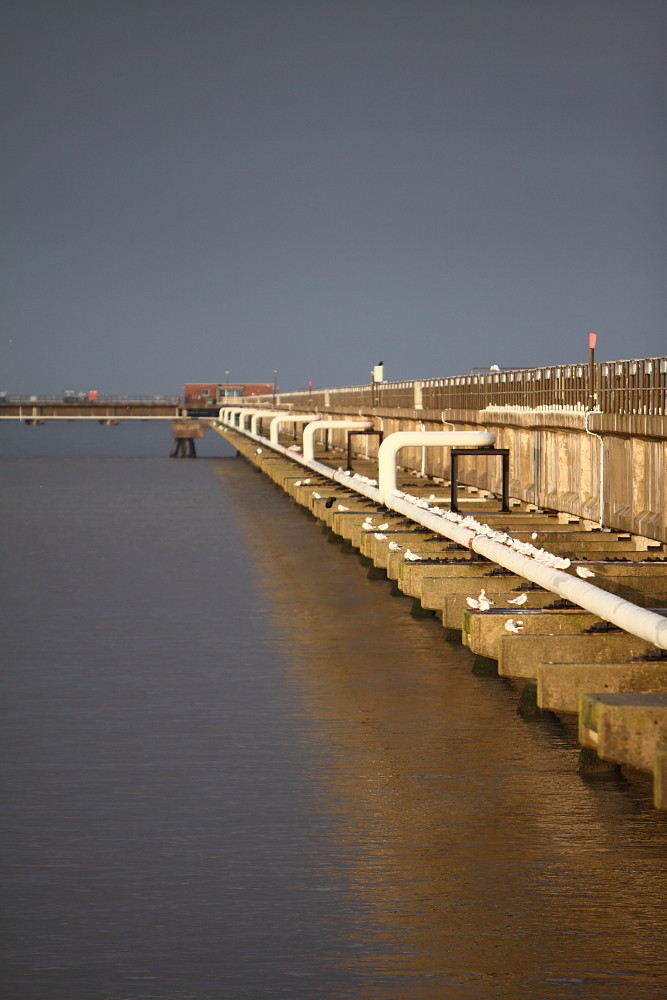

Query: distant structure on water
[183,382,274,414]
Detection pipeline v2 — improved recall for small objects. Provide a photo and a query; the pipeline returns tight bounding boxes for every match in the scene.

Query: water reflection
[219,459,667,999]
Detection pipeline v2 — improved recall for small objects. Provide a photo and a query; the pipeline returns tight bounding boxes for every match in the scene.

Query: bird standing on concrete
[404,549,421,561]
[337,504,350,512]
[388,541,402,551]
[576,566,596,578]
[505,619,524,633]
[507,593,528,605]
[476,588,493,612]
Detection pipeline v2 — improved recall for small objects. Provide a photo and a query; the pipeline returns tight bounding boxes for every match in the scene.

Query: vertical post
[450,451,459,513]
[588,332,597,409]
[501,449,510,512]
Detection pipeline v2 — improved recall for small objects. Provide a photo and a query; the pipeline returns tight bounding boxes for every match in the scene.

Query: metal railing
[0,394,180,405]
[263,357,667,416]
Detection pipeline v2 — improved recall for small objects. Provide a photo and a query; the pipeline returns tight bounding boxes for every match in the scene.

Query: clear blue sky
[3,0,665,395]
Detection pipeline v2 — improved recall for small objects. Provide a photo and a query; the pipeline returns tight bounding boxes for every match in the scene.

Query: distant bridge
[0,398,183,422]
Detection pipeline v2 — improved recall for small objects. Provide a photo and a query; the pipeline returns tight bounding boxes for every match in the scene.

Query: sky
[2,0,666,396]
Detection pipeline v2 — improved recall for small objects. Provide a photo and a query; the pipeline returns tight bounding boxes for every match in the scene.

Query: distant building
[183,382,274,412]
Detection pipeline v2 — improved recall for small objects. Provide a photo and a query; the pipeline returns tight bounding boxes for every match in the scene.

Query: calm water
[1,425,666,999]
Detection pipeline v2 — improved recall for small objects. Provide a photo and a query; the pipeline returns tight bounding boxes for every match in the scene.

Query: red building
[183,382,275,410]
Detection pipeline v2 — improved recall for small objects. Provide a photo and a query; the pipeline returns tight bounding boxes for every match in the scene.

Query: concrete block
[579,692,667,773]
[330,509,381,542]
[360,529,434,565]
[463,609,599,659]
[422,573,522,609]
[440,587,555,627]
[498,633,653,679]
[398,559,486,597]
[654,749,667,809]
[537,661,667,713]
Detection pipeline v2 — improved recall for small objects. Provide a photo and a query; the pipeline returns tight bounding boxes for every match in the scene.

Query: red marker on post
[588,332,597,407]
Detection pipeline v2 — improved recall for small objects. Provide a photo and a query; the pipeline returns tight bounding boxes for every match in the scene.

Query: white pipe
[387,493,667,650]
[269,413,318,445]
[220,407,243,426]
[302,419,373,462]
[211,421,667,649]
[238,408,265,433]
[377,430,496,502]
[250,410,285,437]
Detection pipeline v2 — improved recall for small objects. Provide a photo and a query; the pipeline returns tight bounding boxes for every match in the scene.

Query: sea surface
[1,423,666,999]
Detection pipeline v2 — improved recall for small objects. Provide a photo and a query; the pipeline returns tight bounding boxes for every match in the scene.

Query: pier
[205,355,666,809]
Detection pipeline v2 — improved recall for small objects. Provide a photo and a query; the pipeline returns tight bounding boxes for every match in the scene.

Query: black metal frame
[347,429,384,470]
[450,447,510,513]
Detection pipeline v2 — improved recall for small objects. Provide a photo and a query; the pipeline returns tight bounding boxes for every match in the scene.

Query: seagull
[361,521,375,531]
[256,448,263,454]
[294,480,302,487]
[303,478,311,485]
[477,596,493,611]
[376,523,389,531]
[374,532,388,540]
[312,492,321,499]
[466,596,481,609]
[507,593,528,605]
[531,531,538,539]
[404,549,422,561]
[505,619,524,633]
[576,566,596,578]
[337,504,350,512]
[388,541,402,551]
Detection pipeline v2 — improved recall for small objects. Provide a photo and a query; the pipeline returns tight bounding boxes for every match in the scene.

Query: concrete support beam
[462,609,600,659]
[498,633,653,679]
[579,692,667,773]
[655,749,667,809]
[536,661,667,714]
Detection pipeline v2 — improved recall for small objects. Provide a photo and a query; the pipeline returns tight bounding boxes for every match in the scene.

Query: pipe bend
[302,419,373,461]
[378,430,495,502]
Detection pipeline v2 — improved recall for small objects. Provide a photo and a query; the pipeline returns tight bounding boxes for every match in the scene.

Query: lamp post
[225,371,230,399]
[273,370,278,405]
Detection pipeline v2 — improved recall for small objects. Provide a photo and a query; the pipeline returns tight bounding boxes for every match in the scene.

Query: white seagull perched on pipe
[576,565,596,578]
[505,619,524,633]
[507,593,528,605]
[404,549,422,561]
